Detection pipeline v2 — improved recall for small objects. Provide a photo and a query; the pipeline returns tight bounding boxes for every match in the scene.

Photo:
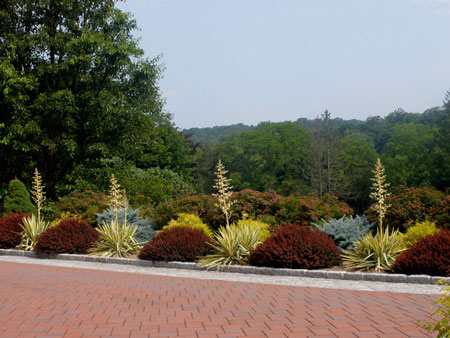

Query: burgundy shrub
[0,212,30,248]
[393,231,450,277]
[249,224,341,269]
[138,226,212,262]
[35,218,99,254]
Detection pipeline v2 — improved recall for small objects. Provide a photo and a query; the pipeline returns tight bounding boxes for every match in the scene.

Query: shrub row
[366,186,450,231]
[153,190,353,231]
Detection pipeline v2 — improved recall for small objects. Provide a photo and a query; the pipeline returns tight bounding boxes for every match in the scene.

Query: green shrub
[313,215,375,250]
[403,220,439,247]
[162,213,213,239]
[55,190,109,225]
[88,219,141,258]
[198,223,265,268]
[419,281,450,338]
[341,227,407,272]
[2,179,36,215]
[115,167,195,207]
[96,207,156,243]
[366,186,448,231]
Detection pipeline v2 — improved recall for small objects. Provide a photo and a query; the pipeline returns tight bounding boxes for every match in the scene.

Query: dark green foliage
[138,226,213,262]
[313,215,375,250]
[2,179,36,215]
[0,0,194,198]
[366,186,448,231]
[217,122,313,195]
[0,212,30,248]
[393,231,450,276]
[55,190,109,225]
[96,207,156,243]
[248,224,341,269]
[35,218,99,254]
[115,167,195,207]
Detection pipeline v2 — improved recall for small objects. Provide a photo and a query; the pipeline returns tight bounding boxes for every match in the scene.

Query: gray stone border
[0,248,447,285]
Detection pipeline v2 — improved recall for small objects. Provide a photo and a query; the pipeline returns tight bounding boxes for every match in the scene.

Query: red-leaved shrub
[35,218,99,254]
[138,226,212,262]
[0,212,30,248]
[366,186,449,231]
[393,231,450,277]
[274,193,353,226]
[248,224,341,269]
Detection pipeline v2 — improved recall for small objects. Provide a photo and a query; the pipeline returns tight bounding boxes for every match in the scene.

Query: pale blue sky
[117,0,450,129]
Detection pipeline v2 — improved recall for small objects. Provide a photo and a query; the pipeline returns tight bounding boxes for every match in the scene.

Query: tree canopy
[0,0,192,197]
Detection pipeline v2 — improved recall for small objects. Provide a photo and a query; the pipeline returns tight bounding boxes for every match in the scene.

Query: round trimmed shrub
[248,224,341,269]
[138,226,212,262]
[162,213,213,239]
[0,212,30,248]
[35,218,99,254]
[393,231,450,277]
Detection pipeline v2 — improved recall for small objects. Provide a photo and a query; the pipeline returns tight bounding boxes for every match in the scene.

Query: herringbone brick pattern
[0,261,436,337]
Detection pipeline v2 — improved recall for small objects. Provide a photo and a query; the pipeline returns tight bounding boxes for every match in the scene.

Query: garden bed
[0,248,446,285]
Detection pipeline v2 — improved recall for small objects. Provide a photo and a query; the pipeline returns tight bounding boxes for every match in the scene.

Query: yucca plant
[341,226,406,272]
[17,168,49,251]
[89,174,142,257]
[88,219,141,258]
[213,159,235,227]
[17,214,50,251]
[198,223,264,268]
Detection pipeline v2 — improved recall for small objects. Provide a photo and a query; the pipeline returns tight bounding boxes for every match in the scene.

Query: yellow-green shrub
[49,212,82,228]
[403,220,439,247]
[162,213,213,239]
[235,219,270,242]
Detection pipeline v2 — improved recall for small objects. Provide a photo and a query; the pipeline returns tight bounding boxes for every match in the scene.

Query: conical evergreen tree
[3,179,37,215]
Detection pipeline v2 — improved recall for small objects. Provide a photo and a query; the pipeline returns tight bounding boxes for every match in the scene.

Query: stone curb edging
[0,248,447,285]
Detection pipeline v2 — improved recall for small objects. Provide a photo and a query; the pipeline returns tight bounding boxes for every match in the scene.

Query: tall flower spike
[108,174,122,220]
[213,159,235,226]
[31,168,45,219]
[370,158,391,229]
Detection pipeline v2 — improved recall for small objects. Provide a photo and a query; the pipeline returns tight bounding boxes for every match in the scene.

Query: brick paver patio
[0,261,436,337]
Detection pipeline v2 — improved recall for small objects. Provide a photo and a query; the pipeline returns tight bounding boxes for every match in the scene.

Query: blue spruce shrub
[313,215,375,250]
[96,207,156,243]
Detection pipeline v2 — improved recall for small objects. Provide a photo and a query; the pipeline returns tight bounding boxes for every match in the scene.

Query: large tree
[0,0,189,196]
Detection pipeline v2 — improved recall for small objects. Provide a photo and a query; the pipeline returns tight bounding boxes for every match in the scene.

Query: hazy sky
[117,0,450,129]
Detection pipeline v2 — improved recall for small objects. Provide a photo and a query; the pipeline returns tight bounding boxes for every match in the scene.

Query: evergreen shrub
[138,226,212,262]
[2,179,36,215]
[403,220,439,247]
[96,207,156,243]
[248,224,341,269]
[35,218,99,254]
[162,213,213,238]
[313,215,375,250]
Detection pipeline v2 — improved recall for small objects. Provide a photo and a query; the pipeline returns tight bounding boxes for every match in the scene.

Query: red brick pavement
[0,261,436,337]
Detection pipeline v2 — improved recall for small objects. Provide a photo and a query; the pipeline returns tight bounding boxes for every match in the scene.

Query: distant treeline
[185,101,450,212]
